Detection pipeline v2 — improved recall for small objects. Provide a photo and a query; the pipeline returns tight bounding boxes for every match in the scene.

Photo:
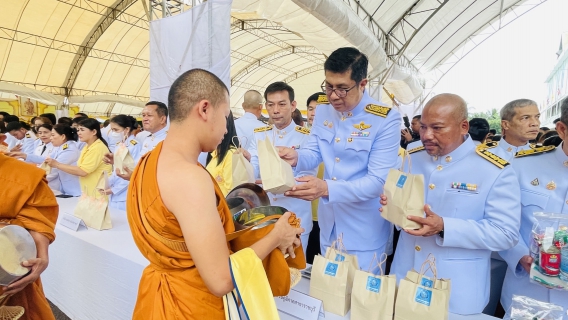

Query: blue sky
[432,0,568,113]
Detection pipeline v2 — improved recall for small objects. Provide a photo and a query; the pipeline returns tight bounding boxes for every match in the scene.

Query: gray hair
[561,98,568,126]
[500,99,537,121]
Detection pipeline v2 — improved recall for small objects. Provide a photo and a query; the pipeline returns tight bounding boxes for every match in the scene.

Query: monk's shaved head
[242,90,263,110]
[423,93,468,123]
[168,69,229,122]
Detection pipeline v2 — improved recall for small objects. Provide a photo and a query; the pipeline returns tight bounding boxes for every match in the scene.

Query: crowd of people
[1,46,568,320]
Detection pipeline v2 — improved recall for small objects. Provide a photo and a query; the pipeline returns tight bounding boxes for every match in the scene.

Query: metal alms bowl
[235,206,289,228]
[226,183,270,209]
[0,225,37,286]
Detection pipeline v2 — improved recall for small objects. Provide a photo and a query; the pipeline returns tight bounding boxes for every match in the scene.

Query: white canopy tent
[0,0,547,117]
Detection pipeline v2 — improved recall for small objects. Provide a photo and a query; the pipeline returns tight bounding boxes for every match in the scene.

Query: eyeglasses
[321,83,358,98]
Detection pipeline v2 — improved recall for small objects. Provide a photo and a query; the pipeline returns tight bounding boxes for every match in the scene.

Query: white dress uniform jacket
[26,140,54,164]
[140,126,167,156]
[249,121,317,246]
[46,141,81,196]
[108,137,142,210]
[499,143,568,316]
[295,90,401,252]
[235,112,266,150]
[489,139,532,162]
[391,136,521,315]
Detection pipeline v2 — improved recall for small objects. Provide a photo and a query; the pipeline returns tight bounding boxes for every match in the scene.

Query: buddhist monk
[127,69,303,319]
[0,153,59,320]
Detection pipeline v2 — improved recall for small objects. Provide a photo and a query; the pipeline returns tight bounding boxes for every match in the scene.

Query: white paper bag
[232,149,255,188]
[257,137,295,194]
[114,143,135,174]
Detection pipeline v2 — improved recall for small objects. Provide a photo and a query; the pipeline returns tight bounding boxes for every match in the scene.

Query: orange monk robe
[0,153,59,320]
[127,142,235,320]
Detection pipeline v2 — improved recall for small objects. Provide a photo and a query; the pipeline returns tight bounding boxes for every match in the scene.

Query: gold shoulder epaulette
[254,125,273,133]
[365,104,391,118]
[476,148,509,169]
[317,94,329,104]
[130,139,138,145]
[295,126,310,135]
[25,132,31,138]
[62,143,68,150]
[408,146,425,154]
[477,141,498,150]
[515,145,555,158]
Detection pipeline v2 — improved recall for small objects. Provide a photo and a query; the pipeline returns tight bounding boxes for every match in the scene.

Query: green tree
[469,108,501,134]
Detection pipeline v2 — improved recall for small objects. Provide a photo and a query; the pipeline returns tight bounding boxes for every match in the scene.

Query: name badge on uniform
[366,276,381,293]
[325,262,338,276]
[396,175,408,188]
[415,287,432,306]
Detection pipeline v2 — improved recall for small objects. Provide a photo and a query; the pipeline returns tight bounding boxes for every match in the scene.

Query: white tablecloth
[43,197,497,320]
[43,197,148,320]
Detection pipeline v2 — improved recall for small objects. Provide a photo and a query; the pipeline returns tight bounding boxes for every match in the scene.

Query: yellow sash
[224,248,280,319]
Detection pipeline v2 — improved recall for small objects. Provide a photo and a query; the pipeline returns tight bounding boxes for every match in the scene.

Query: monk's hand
[378,194,388,212]
[284,176,328,201]
[116,166,133,181]
[6,151,25,159]
[3,258,49,295]
[273,212,304,259]
[404,205,444,237]
[519,255,534,274]
[103,152,114,165]
[276,146,298,167]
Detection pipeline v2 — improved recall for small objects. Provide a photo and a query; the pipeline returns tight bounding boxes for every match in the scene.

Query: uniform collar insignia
[531,178,539,186]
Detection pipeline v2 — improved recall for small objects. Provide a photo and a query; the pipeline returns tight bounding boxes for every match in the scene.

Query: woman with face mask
[8,123,53,164]
[100,114,142,210]
[45,124,81,196]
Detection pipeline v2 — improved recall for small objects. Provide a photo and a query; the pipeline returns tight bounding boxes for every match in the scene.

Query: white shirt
[234,112,266,150]
[136,130,152,144]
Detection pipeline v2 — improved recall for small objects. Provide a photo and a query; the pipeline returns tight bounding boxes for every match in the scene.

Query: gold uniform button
[507,147,512,152]
[564,160,568,167]
[332,177,337,181]
[566,200,568,205]
[273,198,277,202]
[433,156,438,161]
[429,184,435,190]
[335,137,341,143]
[436,165,443,171]
[415,246,421,251]
[335,157,340,162]
[445,156,452,163]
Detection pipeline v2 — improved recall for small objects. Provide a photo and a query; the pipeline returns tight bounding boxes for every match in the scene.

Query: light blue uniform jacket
[249,121,317,234]
[499,143,568,315]
[46,141,81,196]
[26,140,54,164]
[295,91,401,250]
[391,136,521,315]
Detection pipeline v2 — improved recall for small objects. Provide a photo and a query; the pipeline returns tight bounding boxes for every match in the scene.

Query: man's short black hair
[292,109,303,126]
[264,82,295,102]
[553,117,560,124]
[6,121,24,132]
[0,111,10,118]
[146,101,168,118]
[4,115,19,123]
[540,127,550,131]
[412,115,421,121]
[324,47,368,83]
[40,113,56,125]
[306,92,324,107]
[468,118,490,142]
[489,129,497,135]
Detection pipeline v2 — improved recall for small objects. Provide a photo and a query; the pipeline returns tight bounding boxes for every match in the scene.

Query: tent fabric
[0,0,536,115]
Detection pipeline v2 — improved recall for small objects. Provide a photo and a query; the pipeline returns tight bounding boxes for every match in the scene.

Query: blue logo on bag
[396,175,407,188]
[325,262,338,276]
[335,254,345,262]
[415,287,432,306]
[366,276,381,293]
[421,277,433,288]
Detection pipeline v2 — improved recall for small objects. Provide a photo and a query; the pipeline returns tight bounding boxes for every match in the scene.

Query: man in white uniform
[140,101,168,156]
[234,90,265,150]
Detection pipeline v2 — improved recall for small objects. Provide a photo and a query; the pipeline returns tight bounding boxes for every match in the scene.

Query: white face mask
[108,130,126,145]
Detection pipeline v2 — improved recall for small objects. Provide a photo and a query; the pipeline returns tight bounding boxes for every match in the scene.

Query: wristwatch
[439,229,444,239]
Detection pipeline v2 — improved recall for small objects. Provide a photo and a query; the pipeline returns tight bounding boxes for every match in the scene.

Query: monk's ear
[196,100,210,120]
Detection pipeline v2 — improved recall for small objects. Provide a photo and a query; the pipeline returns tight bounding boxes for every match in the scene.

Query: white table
[43,197,497,320]
[43,197,148,320]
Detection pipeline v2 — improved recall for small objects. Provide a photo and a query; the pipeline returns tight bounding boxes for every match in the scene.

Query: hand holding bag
[394,254,451,320]
[381,151,424,229]
[351,253,396,320]
[39,160,51,174]
[232,137,255,189]
[114,143,135,174]
[257,136,295,194]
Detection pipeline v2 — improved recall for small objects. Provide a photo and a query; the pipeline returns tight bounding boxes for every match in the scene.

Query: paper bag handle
[367,252,388,276]
[326,233,348,258]
[232,136,249,150]
[399,150,412,173]
[418,253,438,280]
